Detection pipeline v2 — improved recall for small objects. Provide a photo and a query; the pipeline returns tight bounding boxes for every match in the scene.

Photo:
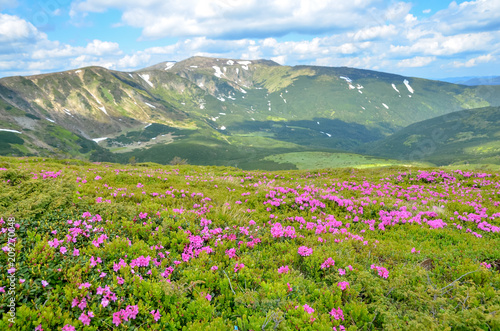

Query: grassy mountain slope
[1,56,500,168]
[358,106,500,166]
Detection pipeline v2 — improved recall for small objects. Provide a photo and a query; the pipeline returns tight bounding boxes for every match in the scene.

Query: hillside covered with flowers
[0,157,499,330]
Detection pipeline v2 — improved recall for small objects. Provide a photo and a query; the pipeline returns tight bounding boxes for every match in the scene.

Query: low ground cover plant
[0,157,499,330]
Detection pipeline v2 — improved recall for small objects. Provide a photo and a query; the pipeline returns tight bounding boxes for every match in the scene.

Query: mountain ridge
[1,56,499,169]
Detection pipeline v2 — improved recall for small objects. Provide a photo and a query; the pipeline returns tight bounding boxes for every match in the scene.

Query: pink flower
[330,307,344,320]
[333,326,346,331]
[210,265,218,271]
[337,281,350,291]
[0,287,4,293]
[62,325,76,331]
[41,280,49,287]
[117,277,125,285]
[78,298,87,311]
[73,248,80,256]
[205,293,212,301]
[371,264,389,279]
[225,248,237,259]
[35,324,43,331]
[79,312,91,326]
[113,312,122,326]
[79,282,91,289]
[234,263,245,273]
[7,267,15,274]
[298,246,313,257]
[150,309,161,322]
[19,278,25,284]
[60,247,67,254]
[303,304,314,314]
[287,283,293,292]
[320,257,335,269]
[278,265,289,274]
[338,268,346,276]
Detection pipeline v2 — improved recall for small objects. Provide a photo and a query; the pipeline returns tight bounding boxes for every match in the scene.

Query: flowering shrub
[298,246,313,257]
[0,158,498,330]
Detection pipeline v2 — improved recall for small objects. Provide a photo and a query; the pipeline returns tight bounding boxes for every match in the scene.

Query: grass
[263,151,426,169]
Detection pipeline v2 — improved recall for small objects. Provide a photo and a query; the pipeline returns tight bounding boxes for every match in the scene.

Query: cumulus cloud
[433,0,500,35]
[452,54,495,68]
[2,0,500,78]
[390,32,495,56]
[397,56,436,68]
[0,13,45,44]
[70,0,381,39]
[0,13,124,77]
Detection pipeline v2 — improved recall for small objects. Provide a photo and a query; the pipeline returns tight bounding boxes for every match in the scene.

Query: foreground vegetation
[0,156,499,330]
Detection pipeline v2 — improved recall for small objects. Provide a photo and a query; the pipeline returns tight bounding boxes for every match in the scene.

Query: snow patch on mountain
[213,66,224,78]
[145,102,156,108]
[392,84,400,93]
[165,62,176,70]
[0,128,21,134]
[404,79,414,94]
[92,137,108,143]
[98,106,108,115]
[339,76,352,83]
[382,103,389,109]
[139,74,154,87]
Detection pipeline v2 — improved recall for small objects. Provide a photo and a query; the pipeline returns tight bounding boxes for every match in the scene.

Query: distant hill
[358,106,500,166]
[1,56,500,168]
[440,76,500,86]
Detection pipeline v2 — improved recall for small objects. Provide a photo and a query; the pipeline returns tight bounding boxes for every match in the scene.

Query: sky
[0,0,499,79]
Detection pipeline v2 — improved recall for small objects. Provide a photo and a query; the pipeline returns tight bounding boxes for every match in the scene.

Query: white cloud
[271,55,287,65]
[0,13,45,44]
[70,0,382,39]
[433,0,500,34]
[351,25,398,41]
[390,32,495,56]
[397,56,436,68]
[452,54,494,68]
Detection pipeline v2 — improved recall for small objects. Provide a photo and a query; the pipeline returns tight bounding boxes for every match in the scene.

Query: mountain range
[1,56,499,169]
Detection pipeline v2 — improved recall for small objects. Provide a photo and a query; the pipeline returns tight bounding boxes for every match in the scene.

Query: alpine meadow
[1,0,500,330]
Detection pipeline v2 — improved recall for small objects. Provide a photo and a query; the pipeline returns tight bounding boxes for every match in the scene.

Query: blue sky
[0,0,499,79]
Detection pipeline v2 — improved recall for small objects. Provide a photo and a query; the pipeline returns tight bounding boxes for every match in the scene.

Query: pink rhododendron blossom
[320,257,335,269]
[150,309,161,322]
[225,248,237,258]
[303,304,315,314]
[337,281,350,291]
[62,325,76,331]
[278,265,289,274]
[371,264,389,279]
[298,246,313,256]
[330,307,344,320]
[234,263,245,272]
